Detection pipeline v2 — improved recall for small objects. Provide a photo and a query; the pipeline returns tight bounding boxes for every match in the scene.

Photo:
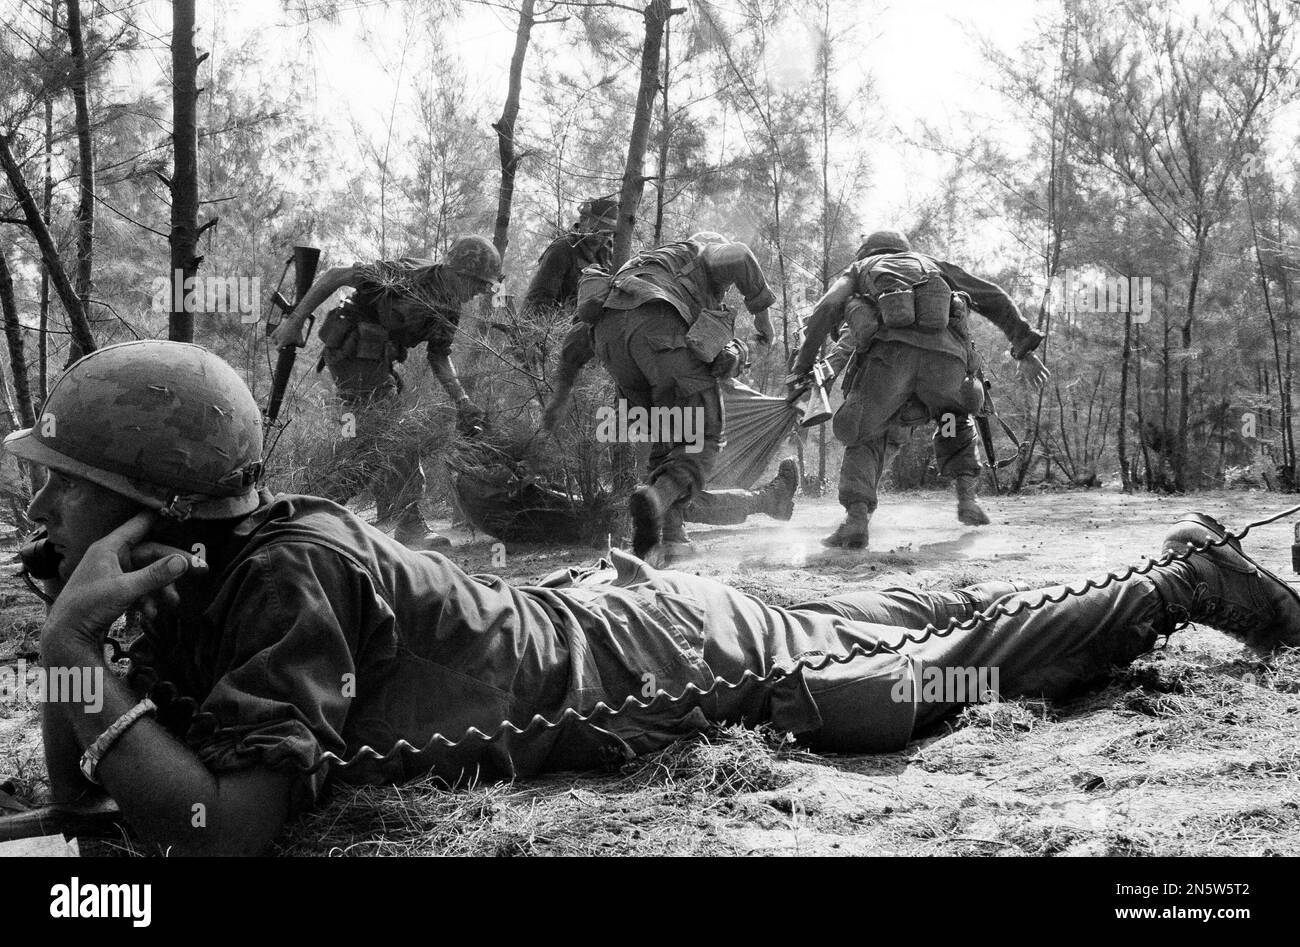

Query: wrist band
[79,698,157,785]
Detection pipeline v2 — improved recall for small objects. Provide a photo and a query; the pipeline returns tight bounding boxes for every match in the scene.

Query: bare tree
[611,0,680,267]
[168,0,215,343]
[65,0,98,358]
[0,134,97,355]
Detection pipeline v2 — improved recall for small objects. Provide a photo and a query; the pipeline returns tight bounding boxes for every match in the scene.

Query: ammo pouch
[318,304,353,350]
[877,274,951,331]
[685,306,735,363]
[353,320,389,362]
[318,305,392,365]
[862,252,951,332]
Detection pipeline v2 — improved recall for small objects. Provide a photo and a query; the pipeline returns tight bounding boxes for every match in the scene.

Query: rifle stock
[0,796,124,843]
[798,359,834,428]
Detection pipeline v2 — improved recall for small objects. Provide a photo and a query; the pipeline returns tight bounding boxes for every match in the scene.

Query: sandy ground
[4,485,1300,855]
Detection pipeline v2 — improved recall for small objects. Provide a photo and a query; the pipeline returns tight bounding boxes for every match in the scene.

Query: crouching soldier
[542,231,777,565]
[521,196,619,316]
[271,236,501,550]
[790,229,1050,549]
[10,340,1298,854]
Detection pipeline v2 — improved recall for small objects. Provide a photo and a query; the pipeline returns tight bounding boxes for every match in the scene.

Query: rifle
[263,245,322,430]
[974,374,1026,493]
[788,358,834,427]
[0,792,124,844]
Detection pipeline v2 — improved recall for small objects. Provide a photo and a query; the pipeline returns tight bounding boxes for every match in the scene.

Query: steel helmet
[578,196,619,232]
[2,340,263,520]
[688,231,728,247]
[446,235,503,284]
[857,229,912,259]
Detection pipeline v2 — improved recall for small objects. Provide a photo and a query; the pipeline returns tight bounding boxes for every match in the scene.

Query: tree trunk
[169,0,203,343]
[65,0,97,358]
[1275,216,1296,478]
[1135,323,1153,489]
[491,0,536,261]
[611,0,674,269]
[0,251,35,428]
[0,135,96,356]
[1176,248,1203,491]
[1118,308,1132,492]
[652,11,671,245]
[39,0,56,402]
[816,1,831,486]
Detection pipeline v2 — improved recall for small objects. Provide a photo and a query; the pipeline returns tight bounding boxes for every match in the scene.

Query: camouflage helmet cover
[446,235,503,283]
[2,340,263,520]
[857,229,913,259]
[578,196,619,231]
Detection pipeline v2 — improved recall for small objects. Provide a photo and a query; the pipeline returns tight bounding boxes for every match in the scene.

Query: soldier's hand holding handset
[42,512,206,662]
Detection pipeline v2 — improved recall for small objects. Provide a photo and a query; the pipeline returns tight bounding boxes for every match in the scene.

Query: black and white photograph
[0,0,1296,908]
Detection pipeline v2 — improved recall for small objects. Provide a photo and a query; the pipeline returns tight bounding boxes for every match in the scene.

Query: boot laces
[1168,581,1267,635]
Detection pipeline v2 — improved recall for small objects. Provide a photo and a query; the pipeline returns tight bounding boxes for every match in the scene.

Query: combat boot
[750,458,799,521]
[394,510,452,551]
[629,484,666,559]
[648,505,698,567]
[1156,512,1300,649]
[955,474,991,526]
[822,502,872,549]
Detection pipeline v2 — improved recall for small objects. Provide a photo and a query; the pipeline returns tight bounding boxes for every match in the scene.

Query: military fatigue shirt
[346,259,463,365]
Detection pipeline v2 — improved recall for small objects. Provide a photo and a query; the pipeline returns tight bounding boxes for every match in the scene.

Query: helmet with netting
[2,341,263,519]
[446,235,503,283]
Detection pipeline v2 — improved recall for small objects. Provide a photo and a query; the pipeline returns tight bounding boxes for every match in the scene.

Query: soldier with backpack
[789,230,1050,549]
[541,231,777,565]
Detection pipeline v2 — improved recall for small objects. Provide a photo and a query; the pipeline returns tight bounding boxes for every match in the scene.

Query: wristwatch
[79,698,157,785]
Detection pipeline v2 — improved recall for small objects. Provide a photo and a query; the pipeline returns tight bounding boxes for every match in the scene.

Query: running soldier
[541,232,778,565]
[790,230,1050,549]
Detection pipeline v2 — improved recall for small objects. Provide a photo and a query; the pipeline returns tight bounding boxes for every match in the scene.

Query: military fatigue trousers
[592,301,725,509]
[317,360,427,524]
[833,341,980,512]
[614,555,1176,751]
